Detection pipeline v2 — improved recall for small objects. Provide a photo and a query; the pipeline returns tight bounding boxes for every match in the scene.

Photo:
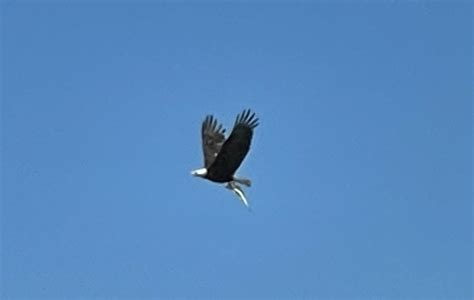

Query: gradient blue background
[2,2,472,299]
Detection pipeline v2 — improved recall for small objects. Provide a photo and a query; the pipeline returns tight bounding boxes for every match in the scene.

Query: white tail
[233,177,251,187]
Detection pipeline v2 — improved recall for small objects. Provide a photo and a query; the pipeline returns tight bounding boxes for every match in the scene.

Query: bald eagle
[191,109,259,208]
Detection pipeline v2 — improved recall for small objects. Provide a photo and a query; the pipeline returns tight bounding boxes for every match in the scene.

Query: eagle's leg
[225,182,250,209]
[232,176,252,187]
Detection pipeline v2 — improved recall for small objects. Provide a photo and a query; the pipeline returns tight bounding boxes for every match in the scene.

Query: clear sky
[1,2,472,299]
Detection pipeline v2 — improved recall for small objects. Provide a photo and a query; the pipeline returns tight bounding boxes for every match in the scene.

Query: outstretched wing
[208,109,259,178]
[201,115,226,168]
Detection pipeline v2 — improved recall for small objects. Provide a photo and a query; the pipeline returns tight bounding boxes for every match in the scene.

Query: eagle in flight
[191,109,259,209]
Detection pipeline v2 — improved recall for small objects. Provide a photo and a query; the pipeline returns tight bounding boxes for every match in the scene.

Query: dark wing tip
[202,113,226,136]
[235,109,259,129]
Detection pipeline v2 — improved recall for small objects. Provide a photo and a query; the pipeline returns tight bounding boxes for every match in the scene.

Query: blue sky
[1,2,472,299]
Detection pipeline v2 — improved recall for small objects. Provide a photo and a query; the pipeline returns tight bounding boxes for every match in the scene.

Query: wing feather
[207,109,259,181]
[201,115,226,168]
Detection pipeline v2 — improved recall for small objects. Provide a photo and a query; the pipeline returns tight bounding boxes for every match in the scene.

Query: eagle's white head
[190,168,207,178]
